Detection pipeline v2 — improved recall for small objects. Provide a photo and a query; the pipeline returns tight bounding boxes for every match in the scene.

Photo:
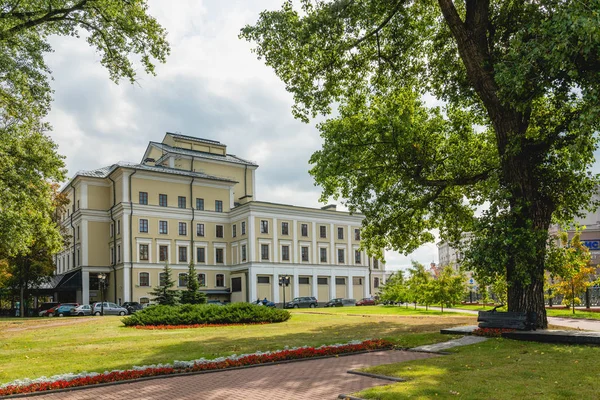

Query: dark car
[324,298,356,307]
[253,299,276,308]
[356,298,376,306]
[45,303,79,317]
[38,302,60,317]
[55,304,77,317]
[122,302,143,314]
[284,296,318,309]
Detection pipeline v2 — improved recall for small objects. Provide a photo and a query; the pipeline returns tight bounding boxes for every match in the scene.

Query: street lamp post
[278,275,290,308]
[98,273,106,316]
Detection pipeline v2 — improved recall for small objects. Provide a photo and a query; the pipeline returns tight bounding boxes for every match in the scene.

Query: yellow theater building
[53,133,386,306]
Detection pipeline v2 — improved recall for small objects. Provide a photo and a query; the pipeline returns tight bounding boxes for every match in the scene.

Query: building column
[347,275,353,299]
[248,214,255,262]
[82,269,90,305]
[249,268,257,303]
[347,224,352,265]
[122,208,131,302]
[330,271,336,300]
[272,273,280,304]
[312,273,318,299]
[80,182,88,209]
[292,220,298,263]
[292,270,299,298]
[273,217,278,263]
[364,272,370,298]
[81,219,89,266]
[312,223,317,264]
[330,223,335,265]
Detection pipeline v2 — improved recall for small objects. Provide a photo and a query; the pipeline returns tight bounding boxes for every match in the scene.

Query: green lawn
[0,309,472,384]
[356,338,600,399]
[293,305,474,317]
[440,303,600,320]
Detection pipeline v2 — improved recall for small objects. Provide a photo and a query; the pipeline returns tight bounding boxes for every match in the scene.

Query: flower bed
[133,322,270,330]
[472,327,516,337]
[0,339,393,396]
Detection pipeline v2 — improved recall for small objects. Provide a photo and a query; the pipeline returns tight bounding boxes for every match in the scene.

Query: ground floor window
[299,277,310,285]
[232,277,242,292]
[257,276,270,284]
[335,277,346,285]
[139,272,149,287]
[374,277,380,288]
[216,274,225,287]
[198,273,206,286]
[317,277,328,285]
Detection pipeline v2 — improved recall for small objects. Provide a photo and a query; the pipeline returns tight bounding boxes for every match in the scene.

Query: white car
[71,305,92,316]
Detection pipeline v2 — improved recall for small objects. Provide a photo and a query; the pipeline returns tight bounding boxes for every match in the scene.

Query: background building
[51,133,386,306]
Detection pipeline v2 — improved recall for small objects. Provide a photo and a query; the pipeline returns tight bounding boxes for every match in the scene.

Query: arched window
[216,274,224,287]
[139,272,150,287]
[198,273,206,286]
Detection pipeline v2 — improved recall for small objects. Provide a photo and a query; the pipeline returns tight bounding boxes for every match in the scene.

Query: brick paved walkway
[26,350,436,400]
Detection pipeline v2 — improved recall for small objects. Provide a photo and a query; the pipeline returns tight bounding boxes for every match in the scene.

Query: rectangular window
[338,227,344,240]
[232,277,242,292]
[159,220,168,234]
[196,198,204,210]
[355,250,361,264]
[216,225,224,238]
[139,219,148,233]
[338,249,345,264]
[260,220,269,234]
[374,277,380,288]
[77,200,80,210]
[261,244,269,260]
[281,245,290,261]
[198,273,206,286]
[335,277,346,285]
[110,223,114,238]
[179,273,188,287]
[197,223,205,237]
[197,247,206,263]
[319,225,326,238]
[117,220,121,234]
[117,245,121,262]
[257,276,270,284]
[299,277,310,285]
[139,244,149,261]
[301,246,309,262]
[178,196,186,209]
[215,200,223,212]
[317,277,328,285]
[301,224,308,237]
[241,245,247,262]
[374,259,379,269]
[159,273,167,286]
[281,222,289,235]
[139,192,148,205]
[216,248,224,264]
[178,246,187,262]
[139,272,149,287]
[159,194,168,207]
[320,248,327,263]
[232,225,237,237]
[241,221,246,235]
[354,228,361,241]
[159,245,168,262]
[216,274,225,287]
[110,247,114,264]
[179,222,187,236]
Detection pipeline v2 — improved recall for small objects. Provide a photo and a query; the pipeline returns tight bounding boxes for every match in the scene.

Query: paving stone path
[25,351,436,400]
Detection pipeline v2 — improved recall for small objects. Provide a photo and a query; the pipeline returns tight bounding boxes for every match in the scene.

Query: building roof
[165,132,223,146]
[149,141,258,167]
[70,161,238,186]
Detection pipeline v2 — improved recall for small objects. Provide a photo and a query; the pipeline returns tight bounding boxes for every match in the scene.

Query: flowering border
[472,327,516,337]
[0,339,392,397]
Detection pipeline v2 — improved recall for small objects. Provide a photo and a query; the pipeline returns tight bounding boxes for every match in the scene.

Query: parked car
[284,296,318,309]
[71,305,92,316]
[253,299,276,308]
[46,303,79,317]
[38,302,60,317]
[122,302,143,314]
[207,300,225,306]
[92,302,128,316]
[356,298,376,306]
[55,304,77,317]
[324,298,356,307]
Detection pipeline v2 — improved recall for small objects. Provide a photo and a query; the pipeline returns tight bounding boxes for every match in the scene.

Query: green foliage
[149,265,180,306]
[0,0,169,260]
[241,0,600,326]
[405,262,432,308]
[429,266,466,312]
[122,303,291,327]
[180,263,207,305]
[379,271,408,305]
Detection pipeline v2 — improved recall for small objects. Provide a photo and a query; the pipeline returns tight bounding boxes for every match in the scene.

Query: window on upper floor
[178,273,188,287]
[179,222,187,236]
[301,246,309,262]
[355,250,361,264]
[139,219,148,233]
[216,225,224,238]
[178,246,187,262]
[139,272,149,287]
[281,222,289,235]
[241,221,246,235]
[216,273,225,287]
[338,227,344,240]
[241,245,247,262]
[198,273,206,286]
[159,272,167,286]
[196,198,204,210]
[338,248,345,264]
[139,192,148,205]
[197,247,206,263]
[117,245,121,262]
[260,220,269,234]
[159,245,168,262]
[319,225,326,238]
[215,200,223,212]
[354,228,361,241]
[178,196,186,209]
[139,244,149,261]
[159,194,168,207]
[216,248,224,264]
[159,221,168,234]
[281,245,290,261]
[261,244,269,261]
[110,223,114,238]
[117,220,121,235]
[232,224,237,238]
[374,277,380,288]
[373,259,379,269]
[197,223,205,237]
[320,248,327,263]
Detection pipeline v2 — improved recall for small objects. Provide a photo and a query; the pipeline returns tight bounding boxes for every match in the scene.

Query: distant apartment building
[51,133,386,305]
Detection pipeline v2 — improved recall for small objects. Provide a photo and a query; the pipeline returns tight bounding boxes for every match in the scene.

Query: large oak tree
[241,0,600,328]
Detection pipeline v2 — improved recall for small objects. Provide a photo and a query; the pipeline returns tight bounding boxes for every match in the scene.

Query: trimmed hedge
[122,303,290,327]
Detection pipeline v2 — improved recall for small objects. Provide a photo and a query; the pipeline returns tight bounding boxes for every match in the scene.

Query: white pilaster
[273,217,278,262]
[230,187,235,210]
[347,224,352,265]
[364,272,370,297]
[273,274,280,303]
[122,209,131,264]
[312,273,318,299]
[312,223,317,264]
[330,223,335,265]
[347,275,353,299]
[292,269,299,298]
[122,171,131,203]
[123,265,131,302]
[330,271,336,300]
[82,269,89,305]
[248,215,255,262]
[252,169,257,200]
[81,220,88,266]
[292,220,298,263]
[80,182,88,209]
[249,269,257,302]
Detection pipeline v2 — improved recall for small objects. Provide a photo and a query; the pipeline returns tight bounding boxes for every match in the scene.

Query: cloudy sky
[45,0,438,270]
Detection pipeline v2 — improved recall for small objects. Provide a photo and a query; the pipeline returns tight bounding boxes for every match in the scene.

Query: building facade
[53,133,386,306]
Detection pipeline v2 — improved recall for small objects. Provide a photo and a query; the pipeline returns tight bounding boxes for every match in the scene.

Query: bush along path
[0,339,392,397]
